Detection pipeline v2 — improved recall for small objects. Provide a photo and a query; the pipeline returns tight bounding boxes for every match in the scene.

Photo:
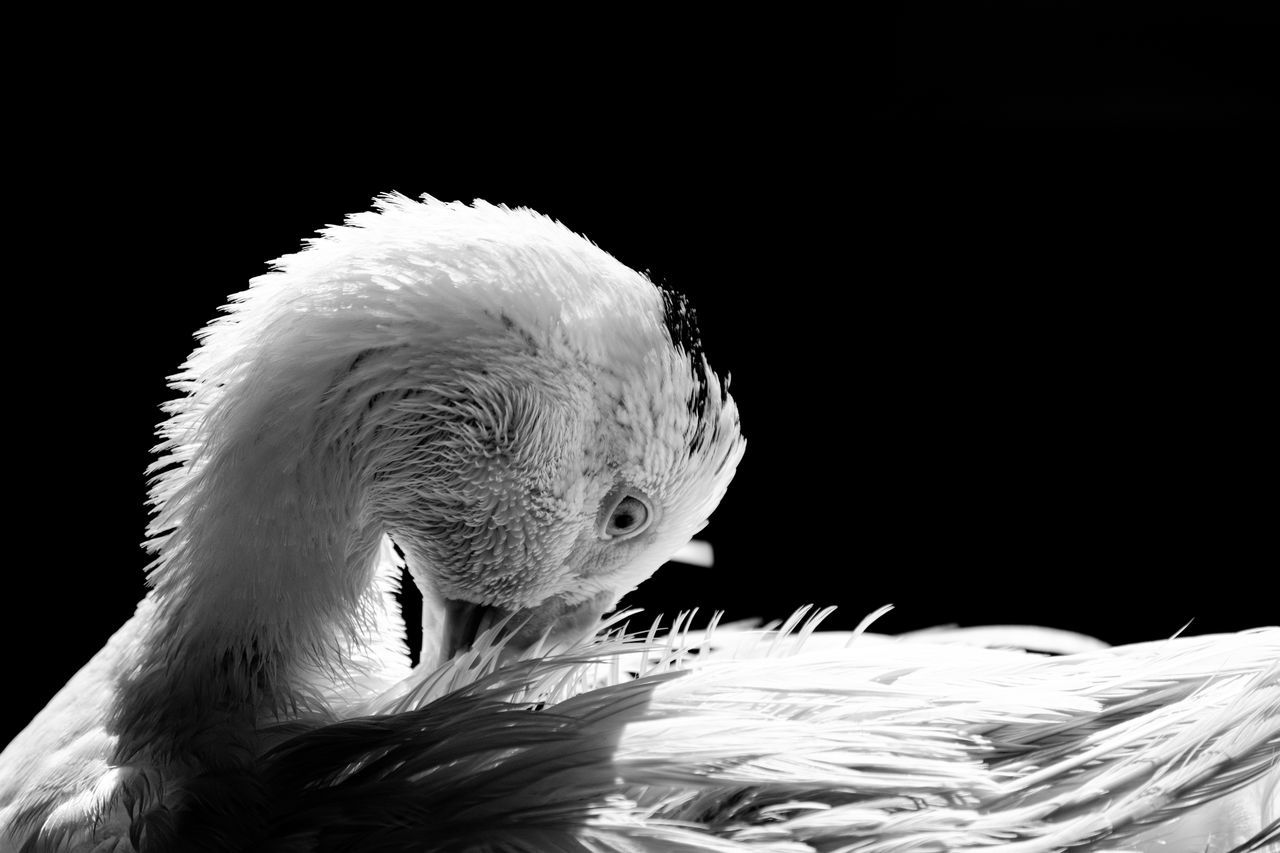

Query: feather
[173,611,1276,852]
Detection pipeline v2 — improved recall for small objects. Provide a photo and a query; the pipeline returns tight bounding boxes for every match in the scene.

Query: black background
[5,7,1274,747]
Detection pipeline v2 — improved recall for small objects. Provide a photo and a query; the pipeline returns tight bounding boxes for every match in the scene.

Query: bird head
[148,194,743,671]
[352,261,743,661]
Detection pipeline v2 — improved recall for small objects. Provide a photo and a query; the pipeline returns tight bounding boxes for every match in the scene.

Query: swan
[1,194,1275,852]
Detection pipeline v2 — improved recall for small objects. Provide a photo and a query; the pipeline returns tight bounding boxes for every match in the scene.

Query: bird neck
[117,369,407,752]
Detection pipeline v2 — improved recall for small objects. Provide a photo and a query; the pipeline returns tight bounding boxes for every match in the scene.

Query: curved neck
[153,431,380,662]
[116,367,410,755]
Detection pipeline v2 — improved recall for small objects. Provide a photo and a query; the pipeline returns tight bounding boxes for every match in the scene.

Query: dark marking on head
[660,288,726,455]
[347,348,378,374]
[660,289,705,366]
[491,309,540,353]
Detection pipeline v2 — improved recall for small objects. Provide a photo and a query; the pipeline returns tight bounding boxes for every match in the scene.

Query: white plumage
[1,195,1275,853]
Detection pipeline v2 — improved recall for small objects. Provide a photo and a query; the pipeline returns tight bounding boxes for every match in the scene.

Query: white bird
[2,195,1275,853]
[0,194,745,850]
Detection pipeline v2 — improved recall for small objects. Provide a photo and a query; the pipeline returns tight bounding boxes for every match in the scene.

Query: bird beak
[441,599,507,660]
[440,590,617,662]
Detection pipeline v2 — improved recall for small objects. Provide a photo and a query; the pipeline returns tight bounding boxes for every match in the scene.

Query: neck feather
[121,345,410,740]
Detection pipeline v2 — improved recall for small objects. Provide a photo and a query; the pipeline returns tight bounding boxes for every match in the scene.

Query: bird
[2,194,1276,853]
[0,193,745,850]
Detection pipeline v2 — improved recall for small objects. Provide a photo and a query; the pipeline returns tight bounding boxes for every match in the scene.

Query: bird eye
[602,491,652,540]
